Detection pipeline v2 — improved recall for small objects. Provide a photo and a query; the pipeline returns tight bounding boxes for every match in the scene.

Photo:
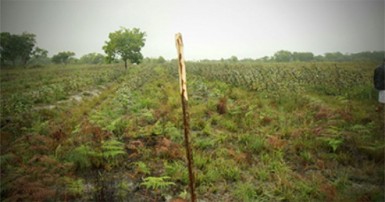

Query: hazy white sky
[1,0,384,60]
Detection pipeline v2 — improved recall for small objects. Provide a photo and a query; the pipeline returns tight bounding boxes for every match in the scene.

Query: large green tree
[0,32,36,66]
[103,27,146,69]
[52,51,75,65]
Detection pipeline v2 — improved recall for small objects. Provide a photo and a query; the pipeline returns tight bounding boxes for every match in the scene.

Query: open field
[1,61,384,201]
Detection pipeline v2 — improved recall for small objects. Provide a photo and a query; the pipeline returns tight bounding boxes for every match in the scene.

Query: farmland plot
[0,62,383,201]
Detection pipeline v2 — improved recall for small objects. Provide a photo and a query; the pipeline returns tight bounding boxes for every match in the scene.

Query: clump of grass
[116,180,133,200]
[197,164,222,185]
[232,182,257,201]
[163,122,182,143]
[256,166,270,181]
[65,144,97,170]
[194,136,217,150]
[238,133,266,154]
[194,152,210,170]
[212,158,241,182]
[64,177,86,197]
[101,139,126,168]
[221,165,241,181]
[221,119,238,132]
[164,160,189,185]
[134,161,151,175]
[300,150,314,163]
[321,137,343,152]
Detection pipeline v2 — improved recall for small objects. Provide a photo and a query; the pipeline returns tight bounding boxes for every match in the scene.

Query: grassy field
[1,61,384,201]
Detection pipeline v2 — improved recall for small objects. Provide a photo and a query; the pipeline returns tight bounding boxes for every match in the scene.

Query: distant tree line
[0,28,146,68]
[265,50,384,62]
[1,31,383,68]
[0,31,109,67]
[200,50,384,63]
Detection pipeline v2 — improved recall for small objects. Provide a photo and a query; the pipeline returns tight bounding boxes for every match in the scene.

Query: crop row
[165,61,375,99]
[1,65,126,118]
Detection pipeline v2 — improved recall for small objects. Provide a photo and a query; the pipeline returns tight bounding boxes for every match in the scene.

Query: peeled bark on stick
[175,33,196,202]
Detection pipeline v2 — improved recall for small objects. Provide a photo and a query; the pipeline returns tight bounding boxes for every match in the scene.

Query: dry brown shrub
[267,135,286,149]
[227,148,252,165]
[51,128,66,141]
[314,107,335,121]
[155,137,183,159]
[319,182,337,202]
[261,116,273,125]
[216,96,228,114]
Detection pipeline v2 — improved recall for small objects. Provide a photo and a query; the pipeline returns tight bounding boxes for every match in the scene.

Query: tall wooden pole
[175,33,196,202]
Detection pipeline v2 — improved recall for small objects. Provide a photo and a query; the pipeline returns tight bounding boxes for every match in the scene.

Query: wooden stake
[175,33,196,202]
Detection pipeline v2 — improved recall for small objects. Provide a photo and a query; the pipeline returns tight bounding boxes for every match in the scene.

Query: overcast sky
[1,0,384,60]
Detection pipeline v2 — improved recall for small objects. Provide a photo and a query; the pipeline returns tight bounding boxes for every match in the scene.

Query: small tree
[273,50,292,62]
[52,51,75,65]
[29,47,50,66]
[229,56,238,62]
[157,56,166,63]
[103,27,146,69]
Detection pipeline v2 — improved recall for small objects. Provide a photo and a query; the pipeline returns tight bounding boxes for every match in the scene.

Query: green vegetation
[103,27,146,69]
[0,32,40,66]
[52,51,76,65]
[270,50,384,62]
[141,176,175,190]
[79,53,106,64]
[1,30,382,68]
[0,60,383,201]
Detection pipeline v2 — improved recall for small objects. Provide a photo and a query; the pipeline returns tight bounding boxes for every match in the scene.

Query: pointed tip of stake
[175,33,183,47]
[175,32,187,100]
